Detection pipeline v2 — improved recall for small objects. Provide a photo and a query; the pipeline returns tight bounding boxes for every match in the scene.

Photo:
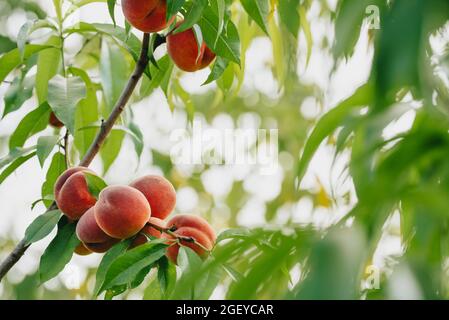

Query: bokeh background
[1,0,449,299]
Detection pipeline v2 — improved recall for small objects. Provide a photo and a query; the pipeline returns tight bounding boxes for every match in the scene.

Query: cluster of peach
[121,0,216,72]
[54,167,215,262]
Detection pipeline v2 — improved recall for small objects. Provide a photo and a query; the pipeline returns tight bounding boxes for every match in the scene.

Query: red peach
[84,239,119,254]
[76,207,113,244]
[130,217,166,248]
[167,23,216,72]
[95,185,151,239]
[54,167,97,220]
[121,0,174,33]
[163,214,216,263]
[129,175,176,220]
[74,243,92,256]
[49,112,64,128]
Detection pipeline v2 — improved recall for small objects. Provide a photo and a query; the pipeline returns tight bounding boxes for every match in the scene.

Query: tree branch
[0,33,150,283]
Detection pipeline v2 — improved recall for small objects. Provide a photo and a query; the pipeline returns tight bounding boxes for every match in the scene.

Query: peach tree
[1,0,449,300]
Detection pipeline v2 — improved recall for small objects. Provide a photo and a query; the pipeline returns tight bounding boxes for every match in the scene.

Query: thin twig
[0,33,151,283]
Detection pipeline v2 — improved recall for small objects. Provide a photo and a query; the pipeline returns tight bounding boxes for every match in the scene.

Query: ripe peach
[130,217,166,248]
[49,112,64,128]
[76,207,118,253]
[74,243,92,256]
[84,239,119,253]
[54,167,97,220]
[121,0,174,33]
[163,214,216,263]
[167,23,216,72]
[76,207,113,244]
[95,185,151,239]
[129,175,176,220]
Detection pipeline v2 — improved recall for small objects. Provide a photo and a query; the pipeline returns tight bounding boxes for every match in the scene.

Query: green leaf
[140,55,174,98]
[278,0,300,38]
[211,0,226,46]
[99,241,168,293]
[199,10,240,64]
[0,151,36,185]
[170,247,203,299]
[24,210,61,245]
[36,136,59,167]
[296,83,373,184]
[216,228,252,243]
[128,122,144,162]
[94,240,131,296]
[100,130,125,174]
[0,35,16,54]
[192,24,204,60]
[53,0,63,23]
[240,0,269,35]
[100,38,129,112]
[299,6,312,66]
[174,0,208,34]
[17,20,56,61]
[47,75,87,134]
[41,152,66,208]
[17,21,34,60]
[166,0,186,21]
[0,147,36,171]
[104,285,127,300]
[3,75,34,118]
[157,256,176,297]
[203,57,229,85]
[194,263,223,299]
[84,172,107,199]
[36,36,62,105]
[39,221,80,283]
[9,103,51,149]
[70,67,99,159]
[107,0,116,25]
[0,45,51,83]
[65,23,142,65]
[130,264,154,289]
[334,0,379,59]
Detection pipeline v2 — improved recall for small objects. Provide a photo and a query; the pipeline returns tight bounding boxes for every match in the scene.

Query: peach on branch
[129,175,176,220]
[74,243,92,256]
[76,207,118,253]
[54,167,97,220]
[167,23,216,72]
[121,0,174,33]
[49,112,64,128]
[163,214,216,263]
[94,185,151,239]
[130,217,166,248]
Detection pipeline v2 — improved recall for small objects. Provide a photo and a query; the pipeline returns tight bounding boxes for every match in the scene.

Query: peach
[76,207,113,244]
[84,239,119,253]
[163,214,216,263]
[95,185,151,239]
[167,23,216,72]
[54,167,97,220]
[74,243,92,256]
[49,112,64,128]
[129,175,176,220]
[121,0,174,33]
[76,207,118,253]
[130,217,166,248]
